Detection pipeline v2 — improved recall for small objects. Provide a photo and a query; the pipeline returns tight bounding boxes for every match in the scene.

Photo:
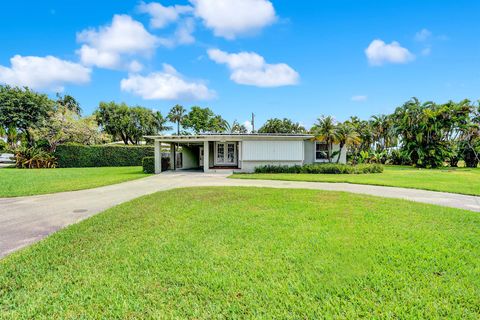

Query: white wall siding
[242,141,304,161]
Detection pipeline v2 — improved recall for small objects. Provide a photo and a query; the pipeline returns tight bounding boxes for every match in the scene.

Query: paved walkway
[1,172,480,258]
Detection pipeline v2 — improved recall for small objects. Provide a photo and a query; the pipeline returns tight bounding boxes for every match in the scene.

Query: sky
[1,0,479,130]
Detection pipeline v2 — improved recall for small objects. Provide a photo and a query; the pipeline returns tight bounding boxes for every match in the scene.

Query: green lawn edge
[229,166,480,196]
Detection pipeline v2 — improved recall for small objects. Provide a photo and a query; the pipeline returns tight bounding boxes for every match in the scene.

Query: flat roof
[145,133,314,142]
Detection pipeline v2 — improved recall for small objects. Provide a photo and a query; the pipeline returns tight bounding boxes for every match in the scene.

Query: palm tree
[167,105,186,135]
[311,115,337,162]
[334,123,360,163]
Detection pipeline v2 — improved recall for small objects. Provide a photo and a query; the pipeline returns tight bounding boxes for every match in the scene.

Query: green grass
[231,165,480,196]
[0,166,150,197]
[1,187,479,319]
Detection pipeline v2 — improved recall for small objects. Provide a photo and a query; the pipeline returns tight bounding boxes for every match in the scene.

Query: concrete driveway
[1,171,480,258]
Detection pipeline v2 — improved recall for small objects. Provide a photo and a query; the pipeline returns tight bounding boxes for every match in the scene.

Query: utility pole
[251,112,255,133]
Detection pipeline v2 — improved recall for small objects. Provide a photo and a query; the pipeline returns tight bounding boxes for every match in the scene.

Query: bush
[15,146,57,169]
[142,157,155,174]
[0,140,6,153]
[54,144,154,168]
[254,163,383,174]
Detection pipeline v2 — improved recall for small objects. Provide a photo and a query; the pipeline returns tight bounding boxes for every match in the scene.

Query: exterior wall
[181,146,199,169]
[242,141,304,161]
[304,140,315,165]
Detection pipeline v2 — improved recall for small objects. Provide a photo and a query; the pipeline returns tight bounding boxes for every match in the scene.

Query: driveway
[1,171,480,258]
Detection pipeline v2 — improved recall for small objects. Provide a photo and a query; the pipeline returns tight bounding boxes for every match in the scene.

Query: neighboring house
[146,134,346,173]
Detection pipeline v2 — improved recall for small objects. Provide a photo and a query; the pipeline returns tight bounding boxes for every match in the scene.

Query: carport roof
[145,133,315,142]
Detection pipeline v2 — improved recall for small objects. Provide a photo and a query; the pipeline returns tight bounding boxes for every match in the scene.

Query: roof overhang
[144,134,315,143]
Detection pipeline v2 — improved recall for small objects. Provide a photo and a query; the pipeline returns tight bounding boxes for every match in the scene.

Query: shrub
[254,163,383,174]
[142,157,155,174]
[15,146,57,169]
[54,144,154,168]
[0,140,6,153]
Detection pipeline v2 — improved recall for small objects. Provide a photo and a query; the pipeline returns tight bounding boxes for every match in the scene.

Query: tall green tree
[334,122,360,164]
[56,93,81,115]
[96,102,168,144]
[311,116,337,162]
[167,104,186,135]
[183,106,229,133]
[0,85,55,146]
[258,118,306,134]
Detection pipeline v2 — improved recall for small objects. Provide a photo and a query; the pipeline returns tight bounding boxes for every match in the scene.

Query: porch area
[154,139,241,173]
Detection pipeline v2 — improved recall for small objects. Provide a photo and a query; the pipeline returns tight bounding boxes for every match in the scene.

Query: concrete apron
[1,171,479,258]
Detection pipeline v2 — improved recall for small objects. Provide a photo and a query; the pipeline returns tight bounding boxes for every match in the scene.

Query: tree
[32,106,110,152]
[183,106,229,134]
[167,104,186,135]
[56,93,81,115]
[392,98,471,168]
[230,120,248,133]
[311,116,337,162]
[0,85,54,146]
[258,118,306,134]
[96,102,168,145]
[334,122,360,163]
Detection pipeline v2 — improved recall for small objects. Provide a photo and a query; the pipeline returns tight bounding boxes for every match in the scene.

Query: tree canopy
[182,106,229,134]
[258,118,306,134]
[96,102,169,145]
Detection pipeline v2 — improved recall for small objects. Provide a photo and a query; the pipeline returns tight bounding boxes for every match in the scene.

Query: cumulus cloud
[365,39,415,66]
[351,95,368,102]
[120,64,215,100]
[138,1,193,29]
[243,120,253,132]
[415,28,431,42]
[0,55,91,91]
[76,14,158,70]
[208,49,299,87]
[191,0,276,39]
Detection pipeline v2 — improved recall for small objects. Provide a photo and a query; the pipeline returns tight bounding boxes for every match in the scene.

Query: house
[145,134,346,173]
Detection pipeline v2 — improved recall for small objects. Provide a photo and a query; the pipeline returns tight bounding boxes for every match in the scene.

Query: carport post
[203,140,210,172]
[154,140,162,174]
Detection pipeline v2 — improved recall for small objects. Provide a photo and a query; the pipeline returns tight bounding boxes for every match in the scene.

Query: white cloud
[76,14,158,70]
[138,1,193,29]
[243,120,253,132]
[415,28,431,42]
[191,0,276,39]
[0,55,91,91]
[365,39,415,66]
[120,64,215,100]
[208,49,299,87]
[157,17,196,47]
[351,95,368,102]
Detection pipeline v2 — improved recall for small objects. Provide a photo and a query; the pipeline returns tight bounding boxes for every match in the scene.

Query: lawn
[231,166,480,196]
[0,166,150,197]
[1,187,479,318]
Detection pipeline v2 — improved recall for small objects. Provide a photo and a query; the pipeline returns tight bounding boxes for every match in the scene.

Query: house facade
[146,134,346,173]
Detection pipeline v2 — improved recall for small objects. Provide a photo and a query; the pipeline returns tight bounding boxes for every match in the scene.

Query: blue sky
[1,0,479,129]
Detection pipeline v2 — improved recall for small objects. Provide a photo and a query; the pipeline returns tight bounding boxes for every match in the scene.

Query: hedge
[254,163,384,174]
[55,144,154,168]
[142,157,155,174]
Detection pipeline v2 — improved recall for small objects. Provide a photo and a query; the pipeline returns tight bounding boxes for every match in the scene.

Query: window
[315,142,328,160]
[215,142,237,165]
[216,143,224,163]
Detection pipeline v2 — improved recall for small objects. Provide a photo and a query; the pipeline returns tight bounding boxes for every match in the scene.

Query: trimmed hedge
[55,144,154,168]
[254,163,384,174]
[142,157,155,174]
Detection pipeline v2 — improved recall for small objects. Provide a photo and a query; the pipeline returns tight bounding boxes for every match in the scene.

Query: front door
[215,142,237,166]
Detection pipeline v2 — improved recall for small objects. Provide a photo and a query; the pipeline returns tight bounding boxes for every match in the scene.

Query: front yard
[0,166,149,197]
[231,166,480,196]
[1,187,478,318]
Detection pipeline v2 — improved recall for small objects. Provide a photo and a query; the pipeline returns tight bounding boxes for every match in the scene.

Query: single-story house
[145,134,346,173]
